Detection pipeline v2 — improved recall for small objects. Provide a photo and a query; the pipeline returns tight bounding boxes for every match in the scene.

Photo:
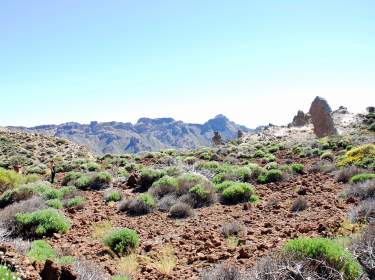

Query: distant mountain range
[8,115,253,155]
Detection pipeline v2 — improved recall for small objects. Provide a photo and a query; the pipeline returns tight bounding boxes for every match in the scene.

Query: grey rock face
[292,110,310,127]
[309,97,337,137]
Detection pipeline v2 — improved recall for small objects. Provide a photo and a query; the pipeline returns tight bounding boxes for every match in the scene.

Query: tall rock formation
[309,97,337,137]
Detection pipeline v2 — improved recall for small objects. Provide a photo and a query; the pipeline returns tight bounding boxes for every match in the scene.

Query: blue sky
[1,0,374,128]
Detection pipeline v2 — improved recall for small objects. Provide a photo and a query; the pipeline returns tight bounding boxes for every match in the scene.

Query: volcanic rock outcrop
[309,97,337,137]
[291,110,311,127]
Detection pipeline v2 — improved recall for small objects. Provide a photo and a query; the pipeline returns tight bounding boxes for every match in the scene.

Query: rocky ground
[43,155,351,280]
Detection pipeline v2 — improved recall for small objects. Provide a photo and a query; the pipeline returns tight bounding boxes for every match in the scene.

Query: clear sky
[1,0,374,128]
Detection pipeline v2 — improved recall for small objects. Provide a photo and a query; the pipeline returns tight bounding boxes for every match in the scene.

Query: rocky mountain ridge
[8,115,252,155]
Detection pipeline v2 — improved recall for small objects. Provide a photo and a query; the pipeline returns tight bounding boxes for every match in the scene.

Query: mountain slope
[8,115,252,155]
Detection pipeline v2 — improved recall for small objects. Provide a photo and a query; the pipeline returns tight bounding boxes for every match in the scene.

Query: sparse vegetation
[350,173,375,184]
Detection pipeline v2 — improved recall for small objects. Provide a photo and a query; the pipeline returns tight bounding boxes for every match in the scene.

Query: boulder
[40,260,77,280]
[292,110,310,126]
[309,97,337,137]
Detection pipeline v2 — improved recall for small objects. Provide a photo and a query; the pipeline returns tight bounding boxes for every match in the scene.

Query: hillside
[0,100,374,280]
[0,127,94,175]
[8,115,252,155]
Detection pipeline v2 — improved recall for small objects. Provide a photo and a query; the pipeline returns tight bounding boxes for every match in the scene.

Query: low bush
[221,222,243,238]
[351,224,375,277]
[15,208,70,237]
[202,264,242,280]
[335,166,365,183]
[345,179,375,200]
[0,168,39,193]
[46,199,63,209]
[257,169,283,184]
[220,182,257,205]
[188,184,215,208]
[291,197,308,212]
[0,265,19,280]
[350,173,375,184]
[320,151,334,161]
[283,237,362,280]
[137,168,165,192]
[169,202,193,218]
[369,122,375,132]
[0,185,34,208]
[119,194,155,216]
[27,240,74,265]
[90,172,112,190]
[157,194,177,212]
[338,144,375,169]
[66,196,85,209]
[104,190,122,202]
[291,163,304,174]
[149,176,178,199]
[103,228,140,256]
[0,196,46,234]
[348,199,375,223]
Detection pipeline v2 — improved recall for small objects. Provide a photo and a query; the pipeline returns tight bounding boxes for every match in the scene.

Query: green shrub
[283,237,361,280]
[0,185,34,208]
[149,176,178,199]
[82,162,100,172]
[212,165,252,184]
[257,169,283,184]
[350,173,375,184]
[137,193,155,208]
[291,163,304,174]
[66,196,85,209]
[112,277,129,280]
[27,240,57,262]
[103,228,140,256]
[105,191,122,202]
[369,122,375,132]
[15,208,70,236]
[220,182,257,204]
[321,151,334,161]
[0,265,18,280]
[138,168,165,191]
[62,172,82,186]
[75,175,92,189]
[27,240,74,265]
[90,172,112,190]
[46,199,63,209]
[0,167,39,193]
[188,184,215,208]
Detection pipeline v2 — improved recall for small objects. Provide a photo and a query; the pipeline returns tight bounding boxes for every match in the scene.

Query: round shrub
[169,202,193,218]
[90,172,112,190]
[46,199,63,209]
[350,173,375,184]
[188,184,215,208]
[119,194,155,216]
[149,176,178,199]
[291,163,304,174]
[257,169,283,184]
[221,182,257,204]
[104,191,122,202]
[283,237,361,280]
[138,168,165,191]
[15,208,70,237]
[66,196,85,209]
[104,228,140,256]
